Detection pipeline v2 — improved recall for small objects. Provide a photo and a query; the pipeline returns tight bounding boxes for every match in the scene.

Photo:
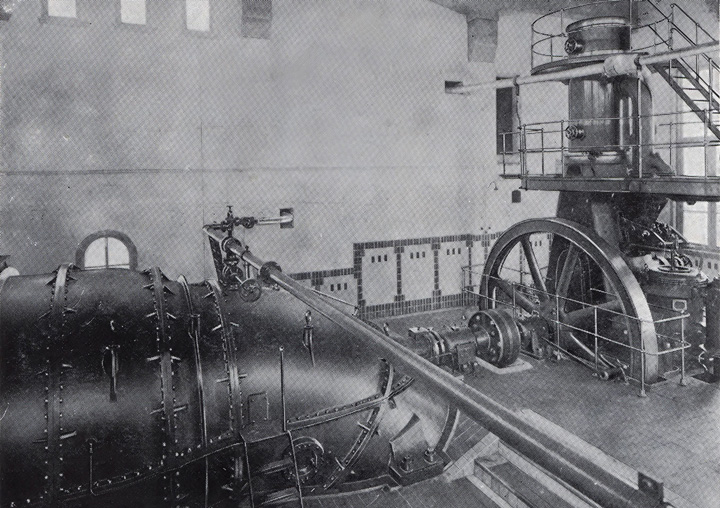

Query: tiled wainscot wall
[289,231,504,320]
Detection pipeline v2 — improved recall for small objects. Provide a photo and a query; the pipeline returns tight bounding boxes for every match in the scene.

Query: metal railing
[529,0,718,116]
[498,109,720,178]
[651,2,719,111]
[462,264,691,397]
[530,0,676,70]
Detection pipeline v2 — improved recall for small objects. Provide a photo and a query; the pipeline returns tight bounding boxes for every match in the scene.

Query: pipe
[447,41,720,94]
[203,226,669,508]
[256,213,294,226]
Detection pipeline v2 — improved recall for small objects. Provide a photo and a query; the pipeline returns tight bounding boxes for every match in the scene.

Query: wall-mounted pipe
[446,41,719,94]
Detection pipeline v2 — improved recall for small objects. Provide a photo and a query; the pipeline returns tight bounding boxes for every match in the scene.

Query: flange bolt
[424,447,438,464]
[401,455,414,472]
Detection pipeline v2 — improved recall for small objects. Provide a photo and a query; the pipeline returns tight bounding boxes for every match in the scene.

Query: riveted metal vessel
[0,266,454,507]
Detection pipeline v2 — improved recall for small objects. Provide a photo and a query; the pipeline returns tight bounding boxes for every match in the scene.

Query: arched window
[76,231,138,270]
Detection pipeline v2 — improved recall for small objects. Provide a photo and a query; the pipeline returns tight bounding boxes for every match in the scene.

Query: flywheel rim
[480,217,658,383]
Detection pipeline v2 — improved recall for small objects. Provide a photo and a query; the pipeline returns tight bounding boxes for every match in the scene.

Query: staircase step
[475,454,578,508]
[256,457,295,476]
[653,62,720,140]
[258,487,301,506]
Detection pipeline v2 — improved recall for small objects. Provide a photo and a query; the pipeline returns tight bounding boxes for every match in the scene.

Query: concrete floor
[305,476,497,508]
[376,307,720,508]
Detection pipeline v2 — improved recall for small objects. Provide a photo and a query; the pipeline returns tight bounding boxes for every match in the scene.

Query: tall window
[121,0,146,25]
[76,231,137,270]
[186,0,210,32]
[497,84,518,155]
[678,67,719,246]
[47,0,76,18]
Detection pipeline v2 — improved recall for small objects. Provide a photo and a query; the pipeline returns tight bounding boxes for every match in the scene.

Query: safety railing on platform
[530,0,675,70]
[520,0,720,187]
[461,264,691,397]
[499,108,720,179]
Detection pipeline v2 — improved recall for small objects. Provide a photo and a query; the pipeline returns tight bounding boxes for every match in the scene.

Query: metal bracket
[260,261,282,285]
[102,346,121,402]
[303,311,315,367]
[279,208,294,229]
[638,472,665,504]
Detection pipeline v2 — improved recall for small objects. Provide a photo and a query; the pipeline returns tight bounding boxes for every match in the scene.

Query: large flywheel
[480,218,659,383]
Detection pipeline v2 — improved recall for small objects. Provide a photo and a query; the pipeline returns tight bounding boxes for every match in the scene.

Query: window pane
[107,237,130,266]
[683,202,708,244]
[497,87,515,154]
[121,0,146,25]
[681,146,707,176]
[48,0,76,18]
[186,0,209,31]
[84,238,107,268]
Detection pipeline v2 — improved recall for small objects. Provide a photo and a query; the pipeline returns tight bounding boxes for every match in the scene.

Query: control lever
[208,206,294,236]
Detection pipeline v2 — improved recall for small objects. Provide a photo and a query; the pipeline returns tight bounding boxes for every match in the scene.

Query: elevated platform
[502,174,720,201]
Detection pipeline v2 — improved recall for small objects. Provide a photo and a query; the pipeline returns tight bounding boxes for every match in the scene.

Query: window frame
[40,0,86,25]
[185,0,211,33]
[119,0,147,26]
[75,230,138,270]
[675,116,718,248]
[496,80,520,164]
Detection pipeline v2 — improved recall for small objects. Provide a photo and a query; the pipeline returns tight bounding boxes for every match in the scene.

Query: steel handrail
[671,2,718,44]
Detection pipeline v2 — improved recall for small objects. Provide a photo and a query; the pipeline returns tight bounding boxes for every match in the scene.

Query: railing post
[555,292,561,351]
[540,128,545,175]
[680,316,687,386]
[594,306,599,374]
[653,22,658,52]
[521,124,527,176]
[710,65,715,108]
[560,120,565,176]
[639,330,647,397]
[512,281,517,319]
[280,346,287,432]
[637,76,643,178]
[669,119,673,165]
[549,36,553,63]
[704,108,709,177]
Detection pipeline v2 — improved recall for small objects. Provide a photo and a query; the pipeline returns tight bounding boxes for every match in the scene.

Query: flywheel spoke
[520,236,549,300]
[555,243,579,299]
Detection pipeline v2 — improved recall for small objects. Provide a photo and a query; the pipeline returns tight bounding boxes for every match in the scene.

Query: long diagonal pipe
[204,226,669,508]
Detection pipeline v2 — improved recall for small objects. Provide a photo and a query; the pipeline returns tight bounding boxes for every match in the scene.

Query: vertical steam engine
[448,1,720,388]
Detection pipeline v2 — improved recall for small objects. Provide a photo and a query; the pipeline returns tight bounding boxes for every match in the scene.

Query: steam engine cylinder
[562,17,654,178]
